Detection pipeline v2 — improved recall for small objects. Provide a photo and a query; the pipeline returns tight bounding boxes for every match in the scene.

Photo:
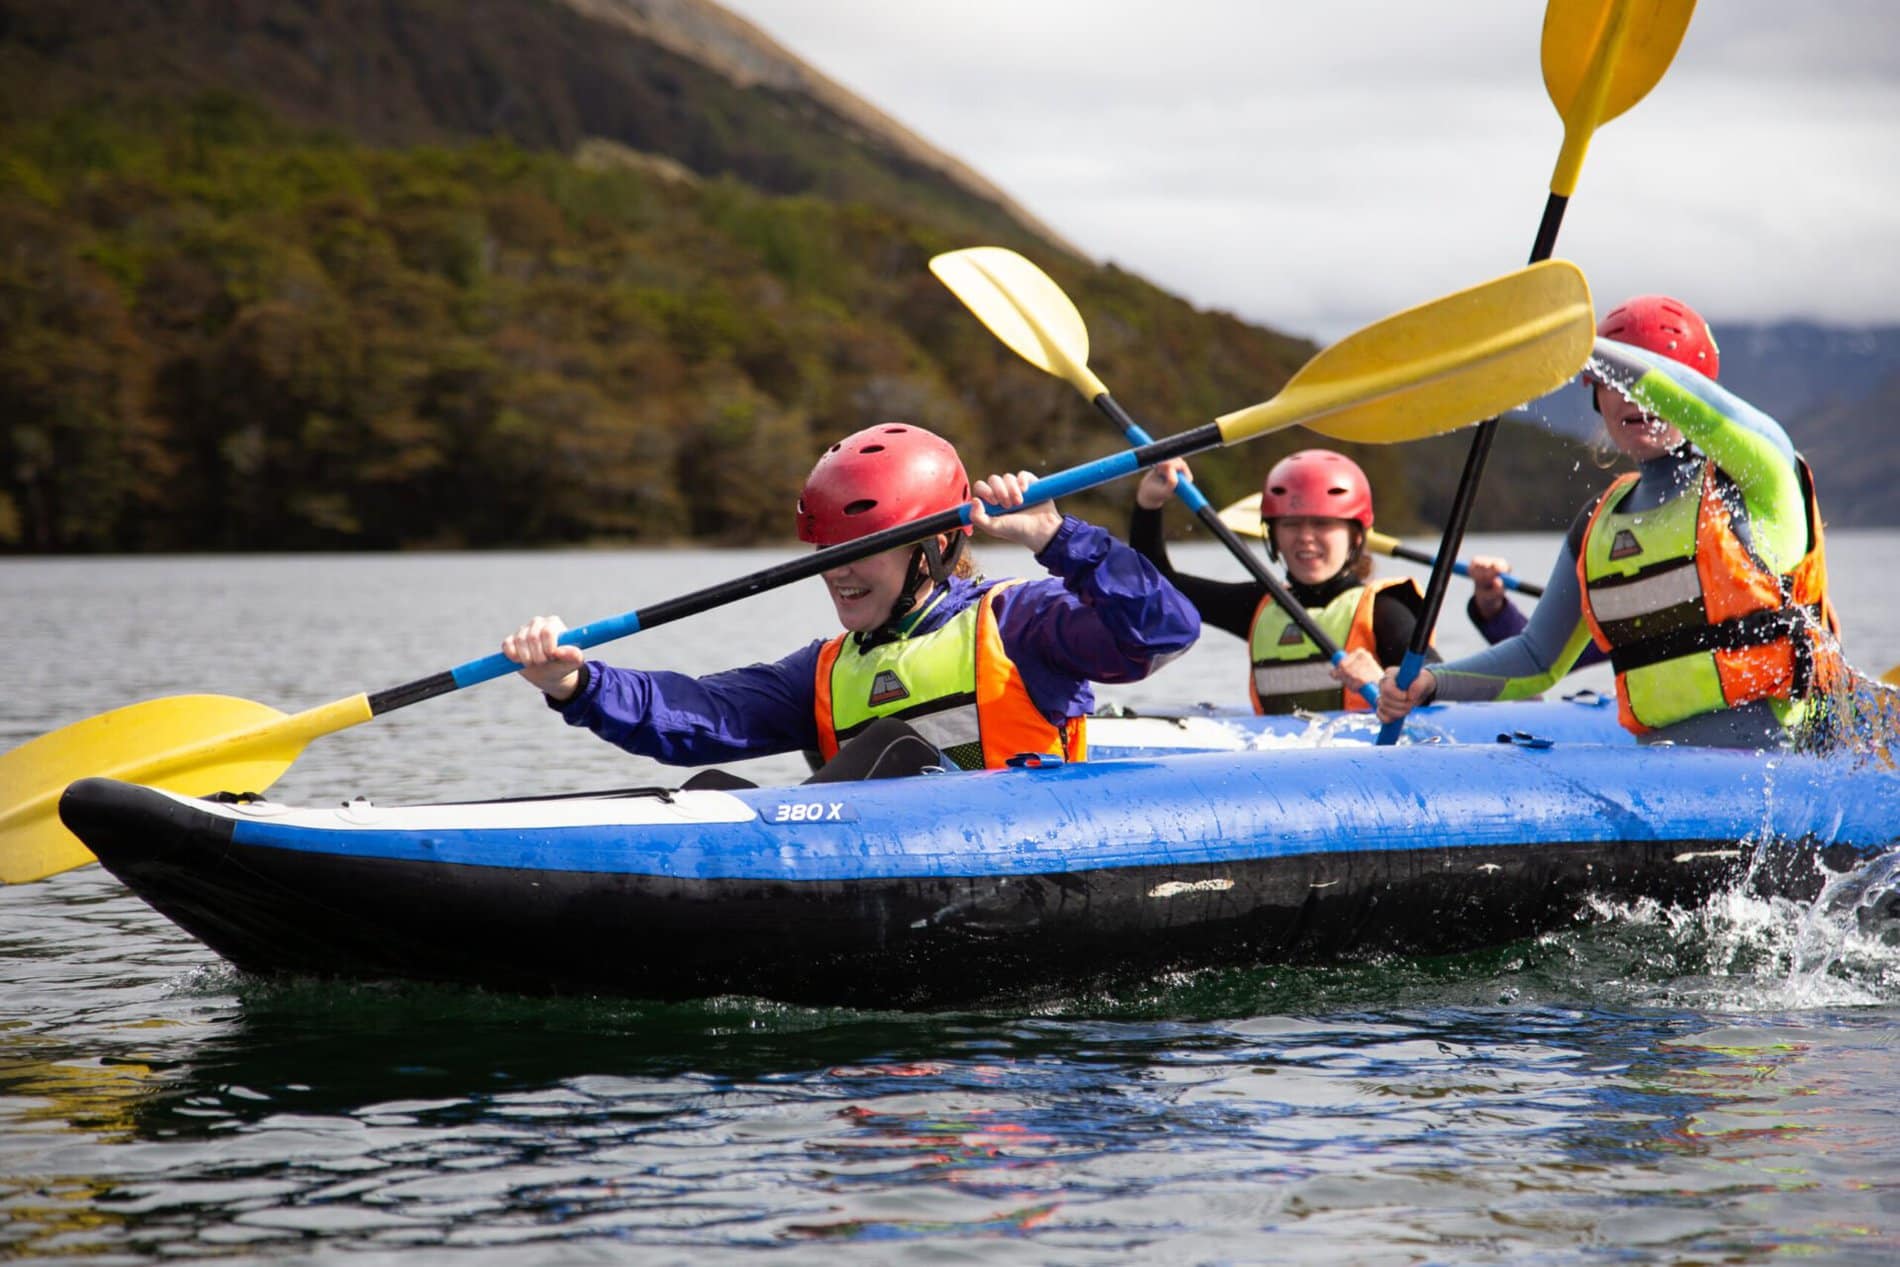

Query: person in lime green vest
[1377,295,1841,748]
[1130,449,1431,714]
[504,423,1200,783]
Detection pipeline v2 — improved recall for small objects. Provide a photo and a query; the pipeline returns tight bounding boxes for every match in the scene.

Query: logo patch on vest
[1608,528,1643,561]
[1277,623,1307,646]
[868,670,910,707]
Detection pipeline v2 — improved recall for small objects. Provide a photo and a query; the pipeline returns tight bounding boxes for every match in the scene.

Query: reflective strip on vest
[1581,562,1703,626]
[1251,661,1343,698]
[902,703,984,756]
[1245,577,1415,715]
[1578,462,1821,734]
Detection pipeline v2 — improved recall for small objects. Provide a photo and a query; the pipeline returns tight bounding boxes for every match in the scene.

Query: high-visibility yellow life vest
[1577,458,1840,734]
[813,579,1086,770]
[1246,577,1418,715]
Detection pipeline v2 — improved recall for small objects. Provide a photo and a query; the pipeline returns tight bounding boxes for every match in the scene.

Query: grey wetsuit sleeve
[1429,540,1598,702]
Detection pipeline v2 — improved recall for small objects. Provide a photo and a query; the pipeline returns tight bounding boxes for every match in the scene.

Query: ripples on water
[4,542,1900,1261]
[5,864,1898,1263]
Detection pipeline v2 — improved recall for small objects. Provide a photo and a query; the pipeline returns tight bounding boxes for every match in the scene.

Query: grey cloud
[721,1,1900,337]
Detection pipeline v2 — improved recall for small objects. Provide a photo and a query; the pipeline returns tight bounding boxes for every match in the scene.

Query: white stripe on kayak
[169,787,759,830]
[1148,878,1234,898]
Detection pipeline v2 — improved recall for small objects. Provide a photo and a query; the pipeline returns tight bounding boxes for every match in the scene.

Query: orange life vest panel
[1576,458,1840,735]
[813,579,1086,770]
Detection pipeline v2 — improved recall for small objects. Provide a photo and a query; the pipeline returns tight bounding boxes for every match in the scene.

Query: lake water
[4,533,1899,1263]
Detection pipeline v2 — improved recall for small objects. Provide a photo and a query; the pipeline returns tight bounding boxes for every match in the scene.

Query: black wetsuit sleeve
[1128,505,1265,641]
[1371,586,1441,666]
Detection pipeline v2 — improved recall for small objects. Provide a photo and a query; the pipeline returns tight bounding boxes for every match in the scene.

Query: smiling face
[1270,516,1357,587]
[1596,381,1685,462]
[822,542,932,633]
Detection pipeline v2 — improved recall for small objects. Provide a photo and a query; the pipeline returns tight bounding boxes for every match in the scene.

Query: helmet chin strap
[874,533,965,637]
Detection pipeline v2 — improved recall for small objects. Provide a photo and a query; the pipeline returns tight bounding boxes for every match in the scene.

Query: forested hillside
[0,0,1592,552]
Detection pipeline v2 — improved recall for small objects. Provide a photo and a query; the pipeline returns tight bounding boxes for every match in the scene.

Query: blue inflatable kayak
[60,732,1898,1009]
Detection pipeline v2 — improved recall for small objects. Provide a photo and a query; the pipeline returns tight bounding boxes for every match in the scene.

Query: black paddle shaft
[1192,504,1351,660]
[1094,393,1355,664]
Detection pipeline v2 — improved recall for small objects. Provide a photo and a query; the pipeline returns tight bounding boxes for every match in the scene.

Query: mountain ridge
[0,0,1065,259]
[556,0,1079,254]
[2,0,1885,552]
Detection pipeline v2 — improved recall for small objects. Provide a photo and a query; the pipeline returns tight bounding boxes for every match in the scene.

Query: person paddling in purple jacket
[503,423,1201,786]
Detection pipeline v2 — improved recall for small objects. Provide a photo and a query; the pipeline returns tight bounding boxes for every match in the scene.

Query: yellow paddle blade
[1216,492,1267,539]
[1363,530,1403,557]
[1543,0,1696,196]
[1217,260,1594,445]
[1883,665,1900,687]
[929,247,1108,400]
[2,1030,162,1138]
[0,692,372,884]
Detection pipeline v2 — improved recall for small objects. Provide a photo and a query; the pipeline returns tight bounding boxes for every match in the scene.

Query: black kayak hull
[60,747,1892,1008]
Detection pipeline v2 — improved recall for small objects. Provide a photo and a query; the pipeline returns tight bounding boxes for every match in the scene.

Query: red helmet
[1259,449,1374,528]
[796,423,973,547]
[1596,294,1720,380]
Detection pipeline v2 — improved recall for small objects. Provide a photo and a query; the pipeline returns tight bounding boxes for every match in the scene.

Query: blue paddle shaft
[1430,553,1536,594]
[1097,399,1215,513]
[1446,557,1532,589]
[1006,449,1144,505]
[1093,394,1374,707]
[443,453,1149,688]
[442,456,1142,691]
[1375,649,1430,746]
[1384,539,1540,595]
[449,610,648,689]
[366,423,1222,713]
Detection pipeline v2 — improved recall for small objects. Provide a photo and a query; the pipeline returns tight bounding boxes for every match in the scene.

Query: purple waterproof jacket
[550,516,1201,765]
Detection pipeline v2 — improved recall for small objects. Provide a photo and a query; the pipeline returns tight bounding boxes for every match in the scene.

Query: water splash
[1791,633,1900,767]
[1576,843,1900,1012]
[1783,847,1900,986]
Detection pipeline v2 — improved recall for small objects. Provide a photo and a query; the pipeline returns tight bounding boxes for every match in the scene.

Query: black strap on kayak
[439,785,684,806]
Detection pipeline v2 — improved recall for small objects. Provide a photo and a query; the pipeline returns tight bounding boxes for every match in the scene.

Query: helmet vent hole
[860,444,886,455]
[842,498,878,517]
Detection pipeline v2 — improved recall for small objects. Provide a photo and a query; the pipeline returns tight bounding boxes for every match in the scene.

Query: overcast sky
[716,1,1900,342]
